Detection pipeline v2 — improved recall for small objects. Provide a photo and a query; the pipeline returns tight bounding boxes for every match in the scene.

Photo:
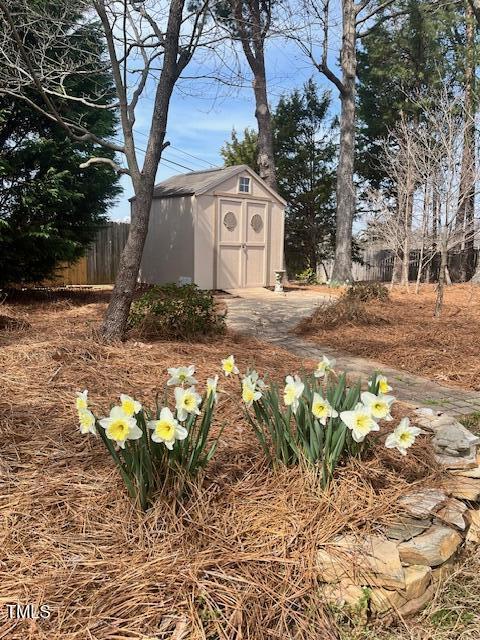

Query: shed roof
[146,164,286,205]
[152,165,244,198]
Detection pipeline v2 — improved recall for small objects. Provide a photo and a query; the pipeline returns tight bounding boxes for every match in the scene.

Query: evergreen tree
[275,80,337,273]
[356,0,452,189]
[0,20,121,287]
[221,80,337,273]
[220,128,259,173]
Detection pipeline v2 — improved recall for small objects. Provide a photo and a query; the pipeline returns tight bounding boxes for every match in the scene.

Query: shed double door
[216,198,268,290]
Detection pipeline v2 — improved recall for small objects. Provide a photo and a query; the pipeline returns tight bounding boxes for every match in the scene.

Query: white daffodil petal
[75,390,89,411]
[341,404,378,442]
[99,405,140,446]
[120,394,142,417]
[206,375,219,401]
[221,355,239,376]
[167,365,198,386]
[314,355,336,378]
[384,417,421,455]
[376,375,393,395]
[78,408,96,435]
[283,375,305,413]
[175,425,188,440]
[175,386,202,422]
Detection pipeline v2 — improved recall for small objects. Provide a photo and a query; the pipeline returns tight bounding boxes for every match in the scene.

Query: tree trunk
[459,1,476,281]
[434,245,448,317]
[101,0,183,340]
[401,234,410,290]
[416,181,430,293]
[331,0,356,283]
[232,0,277,191]
[101,185,154,339]
[252,65,277,190]
[445,265,452,286]
[392,253,403,285]
[415,243,424,294]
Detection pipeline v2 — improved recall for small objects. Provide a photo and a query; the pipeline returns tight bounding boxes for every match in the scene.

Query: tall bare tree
[0,0,213,339]
[365,90,480,315]
[291,0,451,282]
[457,0,477,280]
[468,0,480,24]
[288,1,397,281]
[218,0,277,189]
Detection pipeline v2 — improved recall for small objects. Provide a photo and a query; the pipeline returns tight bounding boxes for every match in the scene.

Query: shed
[138,165,286,290]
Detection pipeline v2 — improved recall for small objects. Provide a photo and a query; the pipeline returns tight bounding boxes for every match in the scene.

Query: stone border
[317,408,480,617]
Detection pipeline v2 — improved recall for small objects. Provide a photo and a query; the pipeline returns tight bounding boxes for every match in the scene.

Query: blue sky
[109,34,338,221]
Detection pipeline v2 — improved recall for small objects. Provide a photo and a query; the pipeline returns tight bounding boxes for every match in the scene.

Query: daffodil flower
[206,375,219,402]
[78,408,96,435]
[99,406,142,448]
[311,393,338,425]
[244,369,267,390]
[242,378,262,407]
[283,375,305,414]
[76,390,89,412]
[175,386,202,422]
[360,391,395,421]
[167,365,197,387]
[120,394,142,417]
[148,407,188,449]
[314,355,336,378]
[340,403,379,443]
[385,417,421,455]
[376,374,392,395]
[221,355,239,377]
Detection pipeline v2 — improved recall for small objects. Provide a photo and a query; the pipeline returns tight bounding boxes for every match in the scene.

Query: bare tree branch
[79,157,130,174]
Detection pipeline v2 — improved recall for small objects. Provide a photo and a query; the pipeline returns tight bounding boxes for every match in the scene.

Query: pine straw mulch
[0,296,447,639]
[296,283,480,392]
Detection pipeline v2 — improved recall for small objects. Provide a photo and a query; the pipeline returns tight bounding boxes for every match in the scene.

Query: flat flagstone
[397,489,448,519]
[224,292,480,415]
[446,477,480,501]
[435,498,468,530]
[317,535,405,588]
[398,525,462,567]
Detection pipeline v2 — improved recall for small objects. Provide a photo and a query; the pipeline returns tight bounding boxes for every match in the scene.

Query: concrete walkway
[222,288,480,417]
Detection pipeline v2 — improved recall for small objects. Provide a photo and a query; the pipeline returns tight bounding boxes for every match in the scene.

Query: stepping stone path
[223,288,480,416]
[222,289,480,618]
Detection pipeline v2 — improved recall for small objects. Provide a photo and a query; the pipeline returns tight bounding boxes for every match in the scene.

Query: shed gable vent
[223,211,237,232]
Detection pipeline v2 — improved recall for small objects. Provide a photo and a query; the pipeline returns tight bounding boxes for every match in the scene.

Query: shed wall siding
[139,196,194,284]
[194,194,216,289]
[268,202,285,284]
[212,170,274,201]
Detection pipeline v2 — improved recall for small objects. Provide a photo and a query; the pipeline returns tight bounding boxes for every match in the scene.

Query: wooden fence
[318,249,479,284]
[49,222,130,285]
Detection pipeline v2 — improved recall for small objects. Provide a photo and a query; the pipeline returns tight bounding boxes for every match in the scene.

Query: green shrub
[128,283,225,340]
[343,281,389,303]
[296,266,318,285]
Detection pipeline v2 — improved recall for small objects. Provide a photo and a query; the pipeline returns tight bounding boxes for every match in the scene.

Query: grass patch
[460,411,480,436]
